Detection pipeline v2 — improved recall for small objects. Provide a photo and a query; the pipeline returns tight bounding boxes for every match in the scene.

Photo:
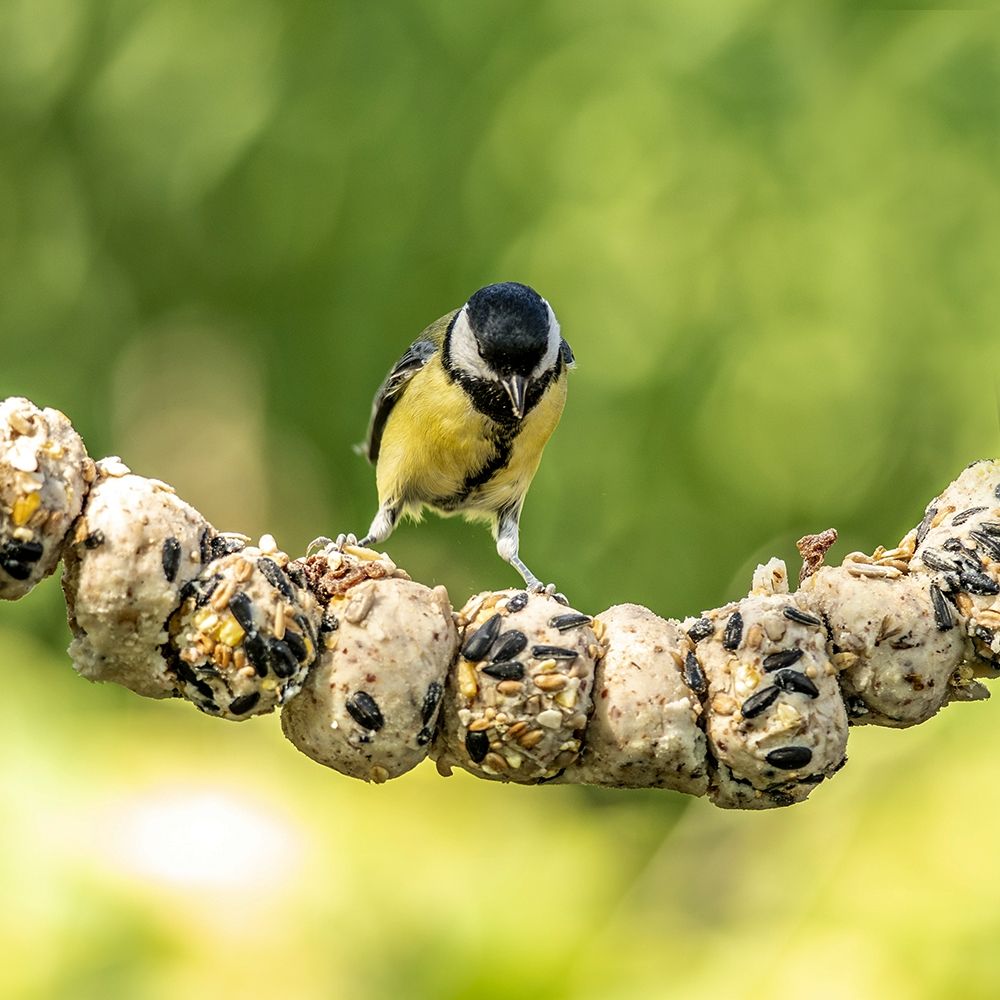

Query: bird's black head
[444,281,563,422]
[465,281,551,376]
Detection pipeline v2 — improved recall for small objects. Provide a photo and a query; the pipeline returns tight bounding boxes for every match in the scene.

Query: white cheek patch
[449,307,494,381]
[532,300,562,380]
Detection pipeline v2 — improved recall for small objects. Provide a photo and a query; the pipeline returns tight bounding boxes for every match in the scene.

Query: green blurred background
[2,1,1000,997]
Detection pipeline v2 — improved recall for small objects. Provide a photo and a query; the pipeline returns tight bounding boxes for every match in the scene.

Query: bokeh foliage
[1,1,999,997]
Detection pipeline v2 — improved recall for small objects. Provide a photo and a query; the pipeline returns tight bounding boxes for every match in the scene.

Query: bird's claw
[333,532,359,552]
[526,580,568,604]
[306,536,333,557]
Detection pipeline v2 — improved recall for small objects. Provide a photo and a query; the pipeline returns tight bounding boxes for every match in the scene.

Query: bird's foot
[306,536,333,557]
[525,579,569,605]
[333,532,359,552]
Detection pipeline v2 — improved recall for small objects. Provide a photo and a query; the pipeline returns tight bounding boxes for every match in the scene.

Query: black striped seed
[295,613,318,647]
[491,630,527,662]
[916,507,937,546]
[244,631,269,676]
[970,530,1000,561]
[211,534,246,559]
[421,681,443,725]
[228,591,255,631]
[84,530,105,550]
[995,483,1000,501]
[683,651,707,695]
[269,638,298,678]
[482,661,525,681]
[201,700,221,714]
[921,549,957,573]
[285,563,307,589]
[960,568,1000,596]
[549,612,592,631]
[283,629,310,663]
[741,686,780,719]
[783,607,822,627]
[229,691,261,716]
[258,557,296,600]
[979,521,1000,537]
[929,583,954,631]
[416,727,433,746]
[723,611,743,650]
[953,506,987,526]
[531,645,578,660]
[199,527,214,563]
[766,746,813,770]
[191,676,215,699]
[507,591,529,613]
[687,618,714,643]
[772,668,819,698]
[763,648,804,671]
[346,691,384,731]
[161,537,181,582]
[0,540,44,580]
[462,614,502,661]
[195,574,222,608]
[465,729,489,763]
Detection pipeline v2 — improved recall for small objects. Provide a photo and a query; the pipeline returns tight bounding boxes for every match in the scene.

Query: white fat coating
[697,592,848,808]
[432,589,599,783]
[282,579,456,781]
[62,469,210,699]
[803,566,968,726]
[558,604,708,795]
[0,397,93,600]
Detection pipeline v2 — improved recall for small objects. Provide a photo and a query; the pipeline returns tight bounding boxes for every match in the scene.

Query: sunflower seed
[228,591,255,632]
[421,681,443,725]
[465,729,489,763]
[960,568,1000,596]
[482,660,525,680]
[462,614,502,661]
[258,557,296,600]
[229,692,260,716]
[283,629,309,662]
[953,507,987,526]
[783,606,822,627]
[929,583,954,631]
[83,530,105,550]
[921,549,957,573]
[766,746,813,770]
[772,668,819,698]
[507,591,529,613]
[268,638,298,678]
[549,612,592,631]
[531,645,578,661]
[916,507,937,546]
[762,648,804,671]
[971,530,1000,561]
[161,537,182,582]
[723,611,743,650]
[687,618,714,643]
[491,630,527,662]
[682,651,707,694]
[346,691,384,731]
[741,685,779,719]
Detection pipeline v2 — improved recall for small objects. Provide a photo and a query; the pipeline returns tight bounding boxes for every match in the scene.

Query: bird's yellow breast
[375,357,567,522]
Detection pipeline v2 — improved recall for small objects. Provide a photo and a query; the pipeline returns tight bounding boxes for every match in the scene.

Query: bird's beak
[502,375,529,419]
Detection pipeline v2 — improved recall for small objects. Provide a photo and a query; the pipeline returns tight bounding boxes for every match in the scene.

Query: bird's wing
[363,310,456,464]
[560,338,576,369]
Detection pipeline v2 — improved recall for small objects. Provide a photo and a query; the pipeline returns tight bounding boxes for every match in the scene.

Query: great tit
[354,281,573,592]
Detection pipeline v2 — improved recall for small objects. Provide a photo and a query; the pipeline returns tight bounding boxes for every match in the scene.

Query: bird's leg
[357,500,401,549]
[496,503,556,595]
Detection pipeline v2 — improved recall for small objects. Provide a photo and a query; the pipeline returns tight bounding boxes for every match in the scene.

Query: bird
[350,281,573,592]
